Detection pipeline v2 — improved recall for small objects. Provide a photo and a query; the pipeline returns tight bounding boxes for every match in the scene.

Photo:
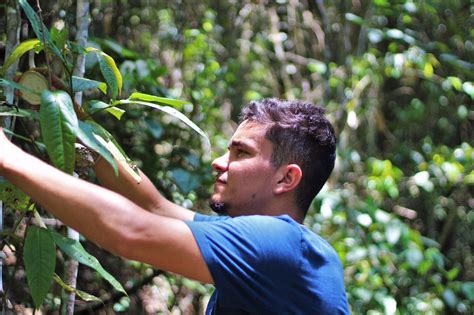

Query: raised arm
[92,151,195,221]
[0,130,212,283]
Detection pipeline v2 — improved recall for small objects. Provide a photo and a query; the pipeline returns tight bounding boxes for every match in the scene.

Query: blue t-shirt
[185,214,349,314]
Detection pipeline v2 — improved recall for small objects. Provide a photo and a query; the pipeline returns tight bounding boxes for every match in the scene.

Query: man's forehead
[228,121,270,148]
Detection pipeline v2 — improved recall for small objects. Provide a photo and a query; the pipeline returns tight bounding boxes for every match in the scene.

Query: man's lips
[215,177,227,185]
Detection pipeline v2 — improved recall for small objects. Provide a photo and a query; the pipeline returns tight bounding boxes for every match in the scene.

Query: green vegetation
[0,0,472,313]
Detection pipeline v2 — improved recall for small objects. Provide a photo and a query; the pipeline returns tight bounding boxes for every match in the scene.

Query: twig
[35,0,52,89]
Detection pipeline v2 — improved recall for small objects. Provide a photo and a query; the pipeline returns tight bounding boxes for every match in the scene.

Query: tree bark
[61,1,90,314]
[1,0,21,307]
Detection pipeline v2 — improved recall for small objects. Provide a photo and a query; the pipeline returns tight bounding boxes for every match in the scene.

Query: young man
[0,98,349,314]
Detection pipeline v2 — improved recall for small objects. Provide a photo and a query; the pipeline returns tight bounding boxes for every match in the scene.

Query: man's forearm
[1,144,146,253]
[0,141,213,283]
[93,156,195,221]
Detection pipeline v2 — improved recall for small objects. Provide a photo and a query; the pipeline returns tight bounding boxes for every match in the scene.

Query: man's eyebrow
[227,140,253,150]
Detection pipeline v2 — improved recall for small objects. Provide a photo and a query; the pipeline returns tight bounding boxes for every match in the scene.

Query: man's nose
[212,152,229,172]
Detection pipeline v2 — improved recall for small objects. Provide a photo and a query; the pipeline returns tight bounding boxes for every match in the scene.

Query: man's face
[210,120,279,216]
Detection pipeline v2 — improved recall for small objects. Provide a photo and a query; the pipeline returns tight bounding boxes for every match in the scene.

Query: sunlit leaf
[115,99,210,148]
[24,226,56,308]
[85,100,125,120]
[85,47,122,98]
[53,274,102,303]
[129,92,189,108]
[345,13,364,25]
[1,39,42,75]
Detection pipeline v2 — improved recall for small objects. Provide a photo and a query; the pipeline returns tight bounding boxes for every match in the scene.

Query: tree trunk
[1,0,21,306]
[61,1,90,314]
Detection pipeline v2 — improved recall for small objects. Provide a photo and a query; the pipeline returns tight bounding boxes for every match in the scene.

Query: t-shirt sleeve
[193,213,230,222]
[184,215,301,311]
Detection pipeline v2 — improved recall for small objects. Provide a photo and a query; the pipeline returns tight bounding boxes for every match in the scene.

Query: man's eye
[236,150,247,157]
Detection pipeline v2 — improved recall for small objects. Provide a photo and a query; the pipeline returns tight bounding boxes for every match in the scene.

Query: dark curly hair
[240,98,336,213]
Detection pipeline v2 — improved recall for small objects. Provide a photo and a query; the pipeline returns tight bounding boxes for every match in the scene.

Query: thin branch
[35,0,52,89]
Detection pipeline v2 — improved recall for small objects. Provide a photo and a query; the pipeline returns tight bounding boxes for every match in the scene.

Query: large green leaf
[85,48,122,99]
[115,99,210,148]
[82,121,142,182]
[71,76,107,94]
[18,0,66,66]
[128,92,189,108]
[40,90,78,174]
[49,231,127,296]
[23,226,56,308]
[1,39,42,75]
[76,120,118,174]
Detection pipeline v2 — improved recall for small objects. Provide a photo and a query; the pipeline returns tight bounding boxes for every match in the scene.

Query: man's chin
[209,200,228,215]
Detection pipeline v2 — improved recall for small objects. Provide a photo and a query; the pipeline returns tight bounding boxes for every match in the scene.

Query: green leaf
[99,38,139,59]
[448,76,463,91]
[40,90,78,174]
[116,99,210,148]
[406,246,423,268]
[78,121,140,181]
[85,100,125,120]
[446,267,460,281]
[461,282,474,301]
[18,0,65,66]
[24,226,56,308]
[1,39,42,75]
[49,231,127,296]
[2,128,45,149]
[0,108,32,118]
[51,26,69,51]
[442,289,458,308]
[94,132,142,182]
[345,13,364,25]
[171,168,200,194]
[462,81,474,99]
[0,181,30,211]
[128,92,189,108]
[53,274,102,303]
[86,48,122,99]
[71,76,107,94]
[0,78,39,95]
[307,61,327,74]
[76,120,118,174]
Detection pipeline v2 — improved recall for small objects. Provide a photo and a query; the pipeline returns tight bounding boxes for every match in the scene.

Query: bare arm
[0,130,212,283]
[93,151,195,221]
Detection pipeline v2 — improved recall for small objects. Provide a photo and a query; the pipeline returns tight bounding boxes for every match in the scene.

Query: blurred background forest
[0,0,473,314]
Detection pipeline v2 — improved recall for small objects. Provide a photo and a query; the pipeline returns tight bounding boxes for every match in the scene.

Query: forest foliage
[0,0,473,314]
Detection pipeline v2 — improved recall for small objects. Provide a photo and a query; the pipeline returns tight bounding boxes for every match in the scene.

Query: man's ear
[274,164,302,195]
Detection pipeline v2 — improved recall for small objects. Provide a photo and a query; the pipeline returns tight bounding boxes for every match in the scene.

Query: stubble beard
[209,198,228,215]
